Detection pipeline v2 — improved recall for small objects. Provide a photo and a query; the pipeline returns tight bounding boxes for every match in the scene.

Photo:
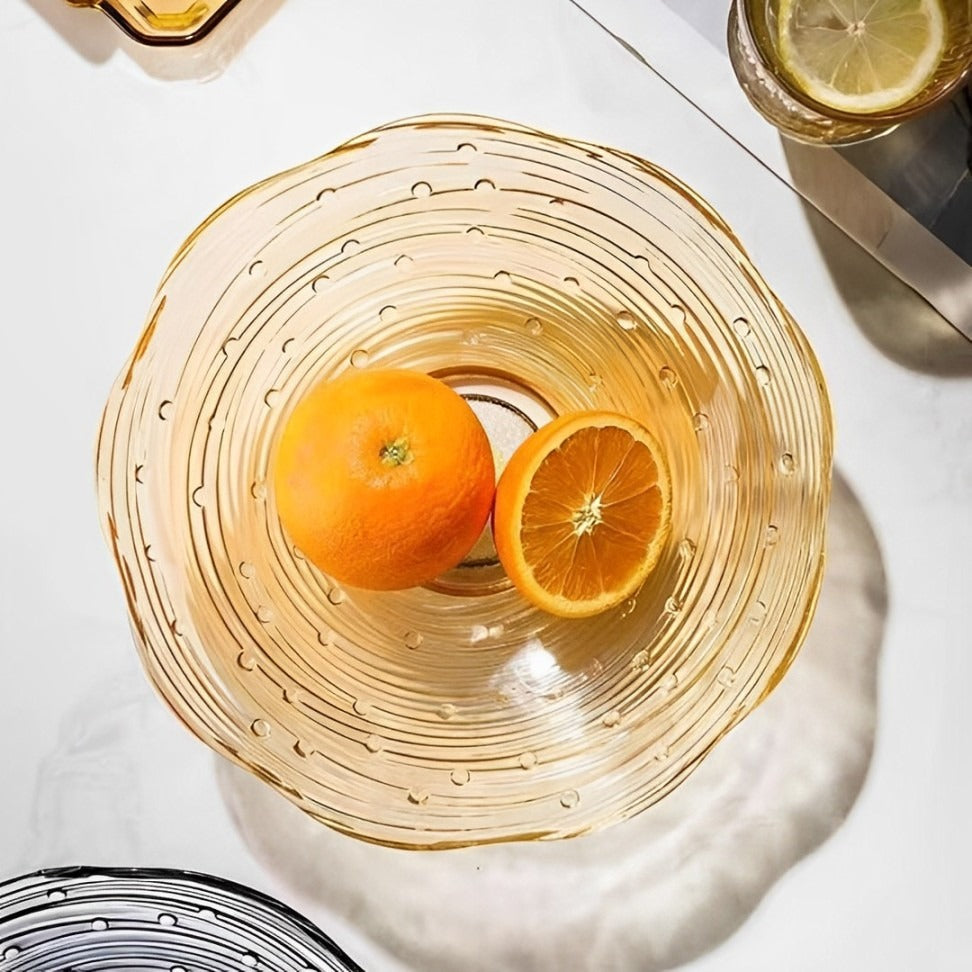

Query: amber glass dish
[65,0,244,45]
[97,115,833,848]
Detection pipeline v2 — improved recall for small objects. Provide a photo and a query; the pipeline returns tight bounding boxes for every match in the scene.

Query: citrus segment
[778,0,947,113]
[494,412,671,618]
[274,369,495,591]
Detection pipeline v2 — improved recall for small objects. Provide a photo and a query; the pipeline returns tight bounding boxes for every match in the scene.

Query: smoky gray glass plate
[0,866,362,971]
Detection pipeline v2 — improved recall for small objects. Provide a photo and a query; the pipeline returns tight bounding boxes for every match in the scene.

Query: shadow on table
[217,469,886,972]
[23,0,285,80]
[781,137,972,378]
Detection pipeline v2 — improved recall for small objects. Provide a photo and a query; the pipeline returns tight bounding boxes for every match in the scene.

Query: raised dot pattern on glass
[96,114,833,848]
[0,867,361,971]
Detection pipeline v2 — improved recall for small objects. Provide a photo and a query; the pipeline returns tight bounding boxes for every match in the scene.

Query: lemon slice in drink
[778,0,947,113]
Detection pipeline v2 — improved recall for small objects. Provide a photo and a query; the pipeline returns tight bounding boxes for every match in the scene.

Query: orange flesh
[521,425,664,601]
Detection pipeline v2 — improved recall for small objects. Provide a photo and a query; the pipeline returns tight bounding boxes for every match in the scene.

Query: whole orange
[273,368,495,591]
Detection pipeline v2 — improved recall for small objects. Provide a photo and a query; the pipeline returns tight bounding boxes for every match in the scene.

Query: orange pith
[493,411,671,618]
[273,368,495,591]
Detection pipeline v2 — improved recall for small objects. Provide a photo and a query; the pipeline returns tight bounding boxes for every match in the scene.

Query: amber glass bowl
[97,115,833,848]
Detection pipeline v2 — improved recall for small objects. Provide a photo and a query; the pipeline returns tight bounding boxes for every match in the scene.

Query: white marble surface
[1,1,971,969]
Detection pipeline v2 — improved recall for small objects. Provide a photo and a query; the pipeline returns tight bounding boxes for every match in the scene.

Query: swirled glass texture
[0,867,361,970]
[97,115,833,848]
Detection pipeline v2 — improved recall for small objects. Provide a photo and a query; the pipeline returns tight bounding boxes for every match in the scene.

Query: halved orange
[493,411,671,618]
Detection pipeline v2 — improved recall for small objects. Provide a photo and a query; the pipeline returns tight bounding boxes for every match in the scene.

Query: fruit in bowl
[274,368,672,619]
[274,368,495,591]
[493,411,671,619]
[97,115,832,849]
